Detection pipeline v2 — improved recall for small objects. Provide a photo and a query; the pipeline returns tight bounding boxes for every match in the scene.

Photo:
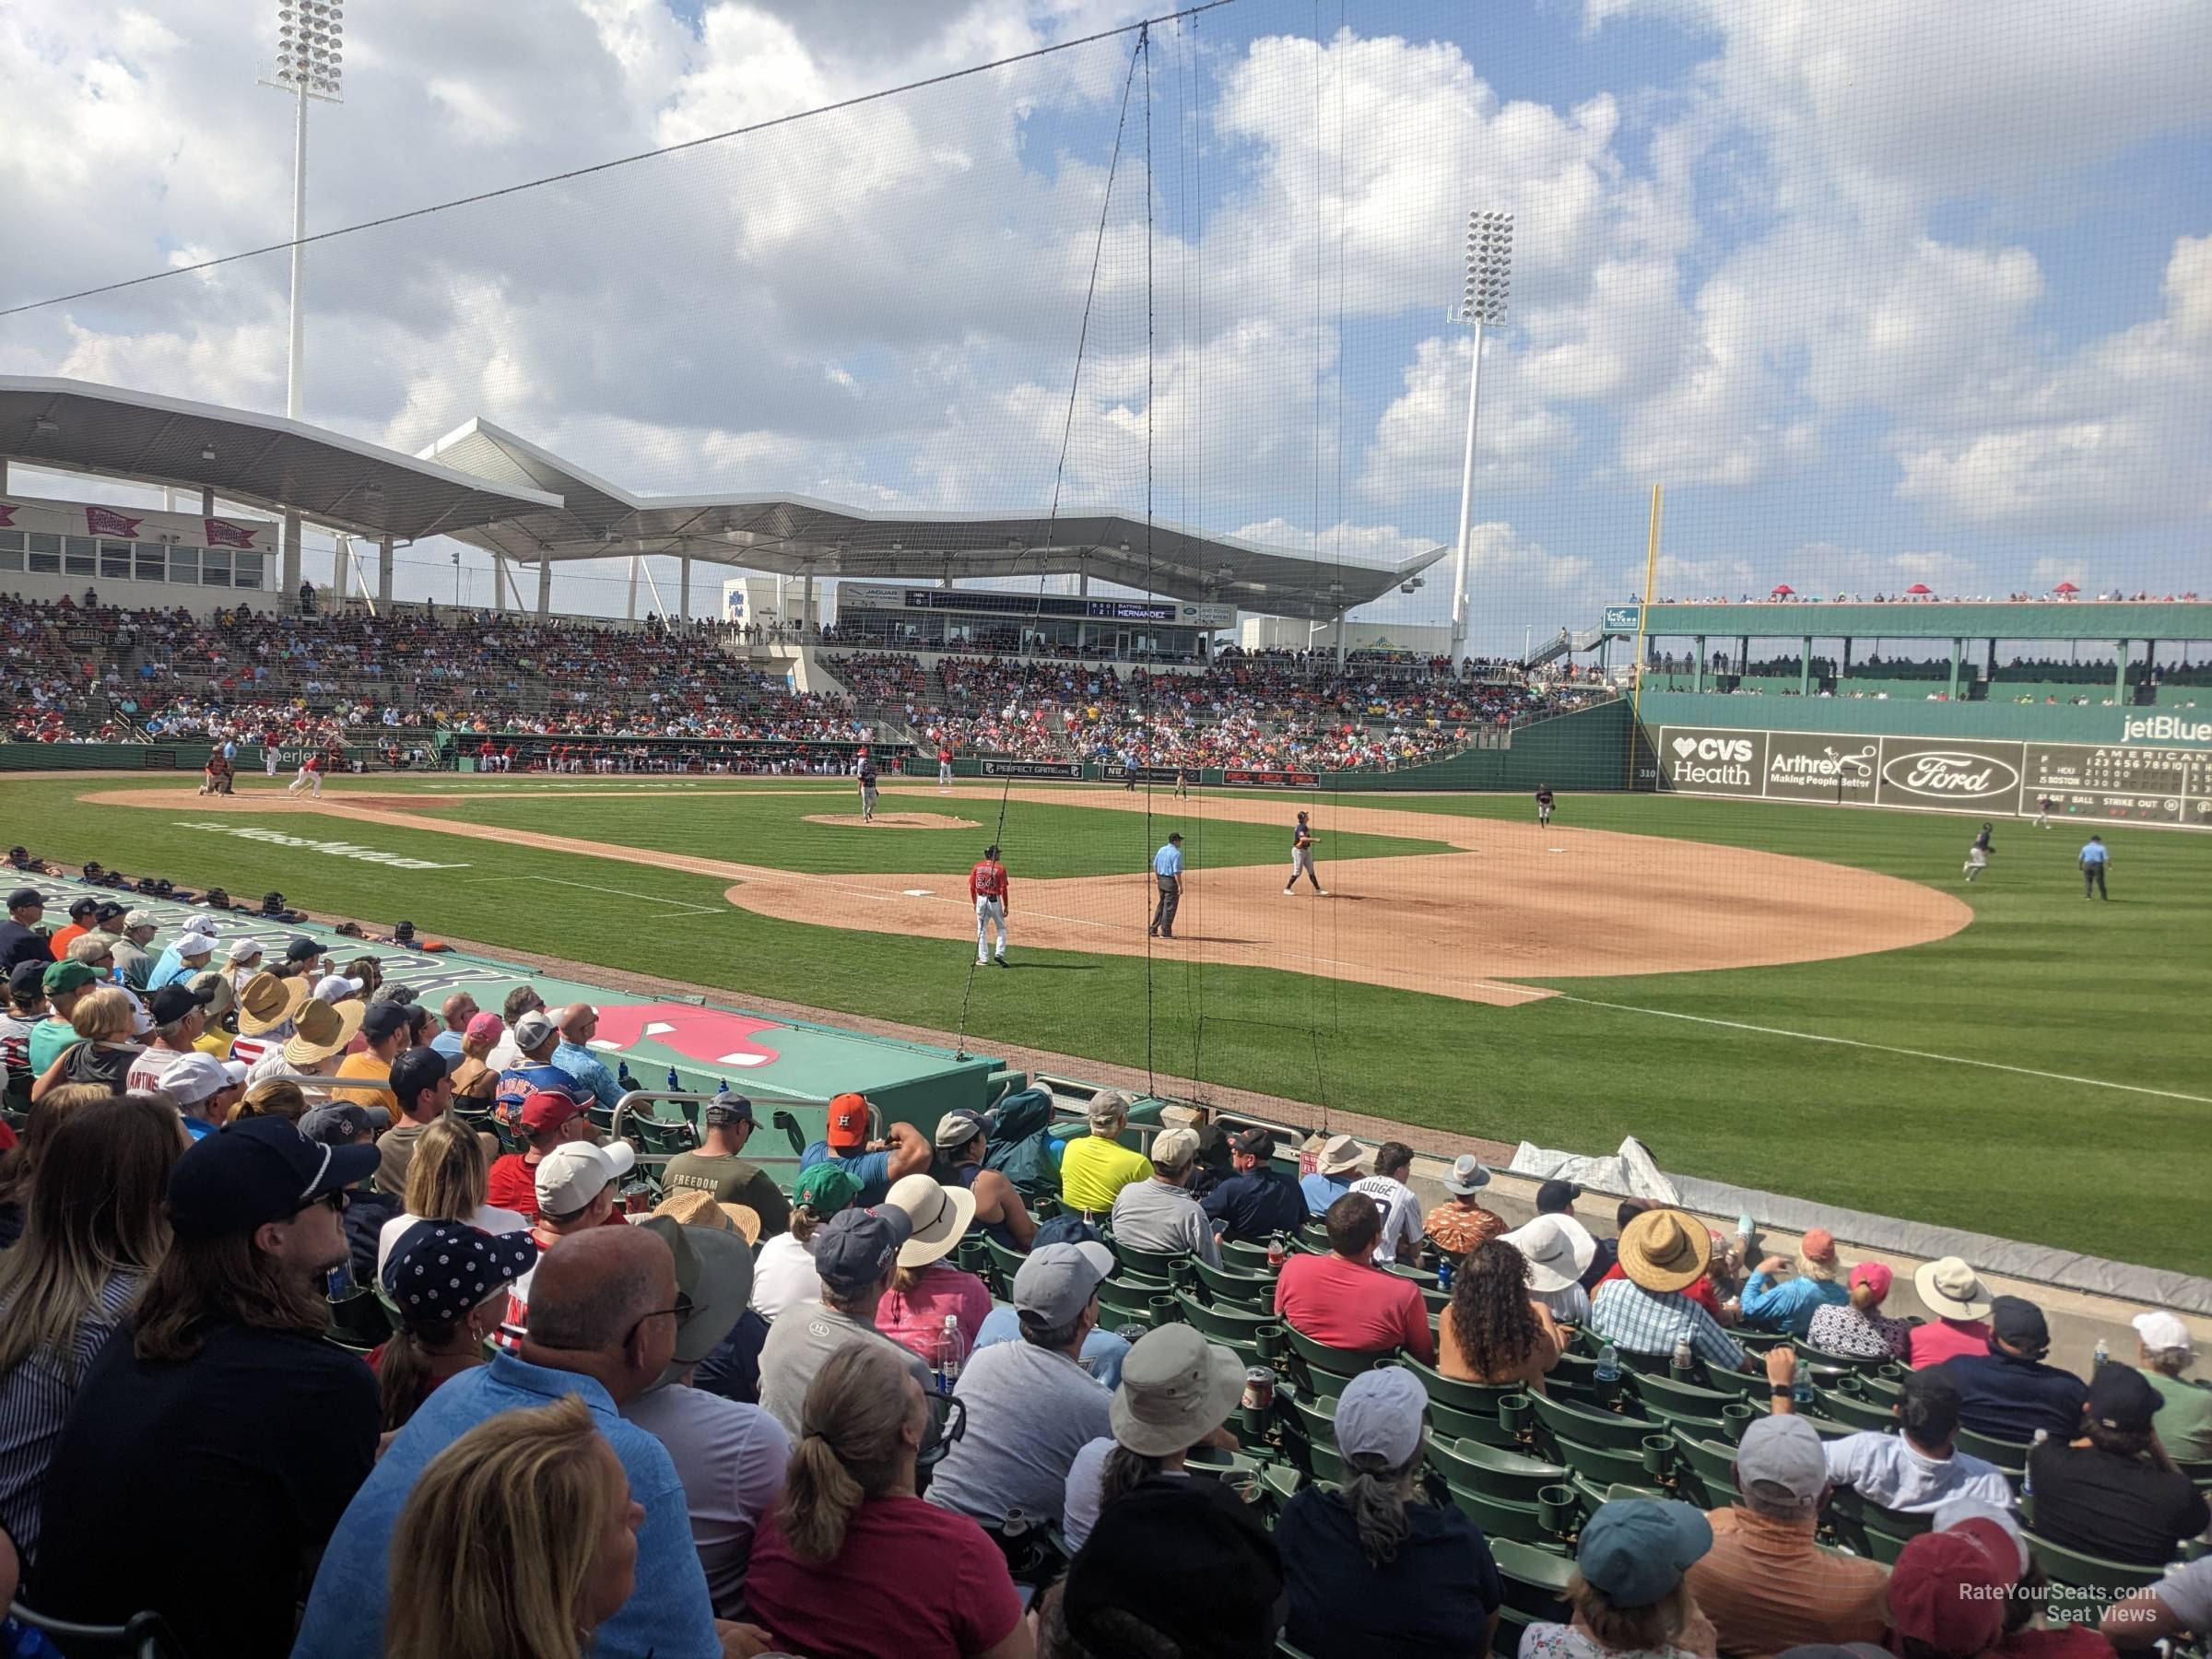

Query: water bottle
[1792,1373,1814,1410]
[666,1065,680,1092]
[617,1060,635,1090]
[932,1313,967,1395]
[1435,1258,1454,1293]
[1594,1342,1619,1384]
[2024,1429,2048,1499]
[2092,1339,2109,1370]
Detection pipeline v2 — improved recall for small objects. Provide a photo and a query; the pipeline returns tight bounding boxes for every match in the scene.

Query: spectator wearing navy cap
[663,1090,792,1239]
[376,1041,457,1198]
[123,979,215,1094]
[930,1108,1037,1251]
[2026,1363,2209,1568]
[334,998,411,1117]
[0,889,49,975]
[1277,1365,1503,1658]
[303,1101,402,1288]
[1520,1498,1716,1659]
[1936,1295,2088,1442]
[1202,1126,1307,1244]
[45,896,98,962]
[373,1222,538,1432]
[0,960,48,1106]
[758,1205,935,1440]
[29,1117,381,1658]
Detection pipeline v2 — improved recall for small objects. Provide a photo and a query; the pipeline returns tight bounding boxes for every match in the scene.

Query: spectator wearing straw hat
[1423,1154,1507,1256]
[1278,1365,1503,1658]
[1590,1208,1753,1373]
[1910,1257,1996,1368]
[1060,1089,1154,1217]
[1685,1414,1888,1656]
[663,1091,791,1240]
[1520,1498,1717,1659]
[1203,1126,1306,1244]
[1738,1229,1850,1338]
[246,994,365,1100]
[228,970,309,1070]
[1300,1132,1364,1215]
[621,1210,788,1618]
[1059,1324,1245,1552]
[2026,1364,2208,1568]
[1110,1124,1220,1265]
[1938,1296,2087,1442]
[1274,1193,1435,1363]
[924,1240,1114,1525]
[1806,1262,1913,1361]
[875,1172,990,1362]
[1500,1212,1602,1326]
[2130,1311,2212,1460]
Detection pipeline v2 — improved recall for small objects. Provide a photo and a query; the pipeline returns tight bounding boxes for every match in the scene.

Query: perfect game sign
[1658,724,2212,830]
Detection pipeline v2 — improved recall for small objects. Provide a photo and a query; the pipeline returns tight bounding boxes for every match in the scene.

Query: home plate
[903,888,935,897]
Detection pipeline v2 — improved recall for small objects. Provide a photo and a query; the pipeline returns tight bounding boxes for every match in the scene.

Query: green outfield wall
[1631,692,2212,747]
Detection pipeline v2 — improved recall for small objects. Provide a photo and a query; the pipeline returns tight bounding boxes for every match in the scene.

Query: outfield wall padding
[1634,690,2212,746]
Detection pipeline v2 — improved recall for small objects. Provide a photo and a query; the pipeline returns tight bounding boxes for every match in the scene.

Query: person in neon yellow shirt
[1058,1090,1153,1216]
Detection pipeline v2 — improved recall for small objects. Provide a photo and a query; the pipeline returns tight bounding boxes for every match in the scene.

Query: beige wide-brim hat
[1499,1215,1598,1293]
[236,971,310,1037]
[884,1172,978,1269]
[1914,1255,1994,1322]
[1616,1207,1712,1295]
[1315,1133,1364,1177]
[282,997,366,1065]
[1110,1324,1247,1457]
[653,1188,763,1245]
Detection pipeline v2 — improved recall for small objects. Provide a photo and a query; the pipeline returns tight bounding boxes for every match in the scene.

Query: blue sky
[2,0,2207,647]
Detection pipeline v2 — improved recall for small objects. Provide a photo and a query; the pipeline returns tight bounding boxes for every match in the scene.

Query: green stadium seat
[1822,1486,1931,1565]
[1794,1336,1891,1373]
[1528,1390,1665,1453]
[982,1235,1027,1296]
[1173,1292,1271,1357]
[1106,1237,1184,1285]
[1814,1387,1899,1432]
[1282,1325,1388,1401]
[1190,1256,1277,1309]
[1096,1276,1172,1325]
[1954,1427,2033,1476]
[1441,1482,1564,1550]
[1669,1430,1742,1509]
[2023,1530,2165,1627]
[1218,1237,1283,1272]
[1256,1460,1303,1523]
[1425,1437,1567,1503]
[1626,1368,1740,1426]
[1394,1355,1521,1418]
[1490,1536,1576,1641]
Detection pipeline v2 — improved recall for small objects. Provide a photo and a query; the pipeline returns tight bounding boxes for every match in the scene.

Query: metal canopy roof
[0,377,562,542]
[421,417,1446,621]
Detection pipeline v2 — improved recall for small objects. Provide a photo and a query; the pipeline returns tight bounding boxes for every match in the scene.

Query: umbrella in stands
[2053,581,2080,595]
[1771,582,1794,596]
[1905,583,1933,596]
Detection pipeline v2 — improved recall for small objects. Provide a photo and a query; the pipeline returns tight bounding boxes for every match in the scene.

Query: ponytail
[1100,1445,1166,1509]
[779,1432,867,1564]
[379,1332,437,1432]
[1342,1451,1421,1568]
[775,1341,915,1565]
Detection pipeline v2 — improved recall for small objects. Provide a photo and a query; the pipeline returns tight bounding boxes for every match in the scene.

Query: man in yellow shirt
[332,1000,409,1115]
[188,970,237,1060]
[1058,1090,1154,1217]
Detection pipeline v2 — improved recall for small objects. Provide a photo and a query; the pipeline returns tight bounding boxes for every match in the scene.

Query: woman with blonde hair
[28,985,141,1100]
[0,1083,115,1248]
[746,1340,1031,1659]
[375,1112,528,1280]
[448,1011,502,1109]
[229,1077,309,1124]
[1521,1498,1718,1659]
[0,1095,182,1556]
[384,1394,641,1659]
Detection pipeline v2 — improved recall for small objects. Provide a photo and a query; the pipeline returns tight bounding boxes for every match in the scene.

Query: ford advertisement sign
[1875,743,2022,809]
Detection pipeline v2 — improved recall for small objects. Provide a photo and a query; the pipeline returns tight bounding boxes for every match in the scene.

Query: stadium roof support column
[1947,638,1961,700]
[2115,641,2129,705]
[200,487,214,517]
[281,511,302,613]
[492,556,506,612]
[377,535,393,606]
[679,558,690,625]
[802,569,815,635]
[1693,634,1706,696]
[1802,635,1813,698]
[535,559,551,617]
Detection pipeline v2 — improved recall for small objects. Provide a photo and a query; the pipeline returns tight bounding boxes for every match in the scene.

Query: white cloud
[1360,334,1577,498]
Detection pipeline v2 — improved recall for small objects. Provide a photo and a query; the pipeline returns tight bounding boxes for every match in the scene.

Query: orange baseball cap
[827,1092,871,1150]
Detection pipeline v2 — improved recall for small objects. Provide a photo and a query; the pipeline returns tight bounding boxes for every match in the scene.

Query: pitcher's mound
[803,812,982,830]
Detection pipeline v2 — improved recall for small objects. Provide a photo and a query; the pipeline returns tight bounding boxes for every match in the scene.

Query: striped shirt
[0,1269,143,1558]
[1589,1277,1747,1371]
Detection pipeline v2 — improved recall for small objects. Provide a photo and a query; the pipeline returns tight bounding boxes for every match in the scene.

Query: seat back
[1529,1389,1665,1453]
[1425,1436,1568,1504]
[1106,1236,1184,1285]
[1954,1427,2032,1475]
[1190,1255,1277,1309]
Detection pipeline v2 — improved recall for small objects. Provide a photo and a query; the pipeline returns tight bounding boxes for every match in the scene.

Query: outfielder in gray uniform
[1283,811,1324,895]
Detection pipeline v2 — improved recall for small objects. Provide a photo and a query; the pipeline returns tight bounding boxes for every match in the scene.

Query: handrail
[607,1088,878,1158]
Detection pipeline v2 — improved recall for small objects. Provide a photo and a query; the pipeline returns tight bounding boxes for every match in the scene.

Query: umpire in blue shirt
[1149,833,1184,939]
[2079,834,2110,899]
[1202,1126,1306,1243]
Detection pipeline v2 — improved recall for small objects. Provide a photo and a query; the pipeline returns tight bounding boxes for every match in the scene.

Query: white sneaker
[1316,888,1329,896]
[1281,889,1293,897]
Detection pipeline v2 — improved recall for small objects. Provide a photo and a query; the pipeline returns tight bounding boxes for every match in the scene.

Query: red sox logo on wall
[588,1002,784,1068]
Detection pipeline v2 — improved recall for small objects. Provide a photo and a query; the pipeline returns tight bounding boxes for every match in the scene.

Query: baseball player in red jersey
[970,843,1009,967]
[938,745,954,791]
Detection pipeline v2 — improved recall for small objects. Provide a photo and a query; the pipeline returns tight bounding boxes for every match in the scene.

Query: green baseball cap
[42,960,99,995]
[792,1160,863,1217]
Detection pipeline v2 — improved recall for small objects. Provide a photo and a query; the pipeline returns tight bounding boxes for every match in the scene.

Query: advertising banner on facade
[1873,740,2025,813]
[1654,729,1767,796]
[1760,732,1879,803]
[978,758,1084,780]
[1099,765,1186,783]
[1221,767,1320,788]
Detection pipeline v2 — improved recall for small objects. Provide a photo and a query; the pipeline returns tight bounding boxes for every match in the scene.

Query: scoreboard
[2022,743,2212,828]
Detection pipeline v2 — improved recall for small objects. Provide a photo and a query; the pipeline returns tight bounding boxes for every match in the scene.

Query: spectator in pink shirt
[1910,1257,1996,1368]
[1274,1193,1435,1364]
[874,1174,992,1362]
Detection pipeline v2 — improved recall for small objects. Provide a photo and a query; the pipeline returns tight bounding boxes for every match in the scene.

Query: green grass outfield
[17,773,2210,1274]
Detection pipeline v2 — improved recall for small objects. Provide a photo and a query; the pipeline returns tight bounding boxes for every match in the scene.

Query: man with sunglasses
[297,1226,743,1659]
[29,1118,382,1659]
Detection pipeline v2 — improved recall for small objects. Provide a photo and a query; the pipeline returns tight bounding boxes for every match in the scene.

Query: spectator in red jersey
[1273,1193,1434,1363]
[484,1089,597,1222]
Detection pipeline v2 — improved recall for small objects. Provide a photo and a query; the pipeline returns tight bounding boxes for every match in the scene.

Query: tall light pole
[1450,209,1512,661]
[260,1,345,421]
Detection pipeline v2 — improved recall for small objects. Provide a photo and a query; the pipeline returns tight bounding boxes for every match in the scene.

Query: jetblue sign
[1603,605,1641,635]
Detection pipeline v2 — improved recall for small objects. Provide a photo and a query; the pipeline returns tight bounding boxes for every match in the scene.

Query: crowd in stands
[1651,589,2205,606]
[1,888,2206,1656]
[0,597,863,748]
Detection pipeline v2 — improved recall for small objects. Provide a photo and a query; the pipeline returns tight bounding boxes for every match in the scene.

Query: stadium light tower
[259,0,346,421]
[1449,209,1512,660]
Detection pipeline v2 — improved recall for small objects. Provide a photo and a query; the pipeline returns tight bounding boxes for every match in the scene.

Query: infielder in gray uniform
[1283,811,1324,896]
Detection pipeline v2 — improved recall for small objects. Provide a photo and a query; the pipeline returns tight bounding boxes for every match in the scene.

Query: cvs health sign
[1657,728,1767,795]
